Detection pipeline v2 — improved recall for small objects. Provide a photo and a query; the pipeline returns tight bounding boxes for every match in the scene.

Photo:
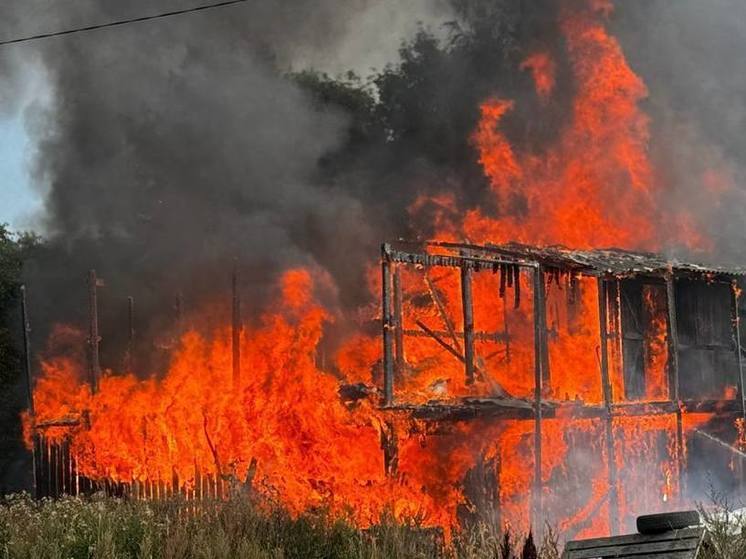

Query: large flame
[27,0,734,540]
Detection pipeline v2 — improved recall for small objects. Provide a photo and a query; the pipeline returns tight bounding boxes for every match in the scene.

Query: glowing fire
[26,0,736,541]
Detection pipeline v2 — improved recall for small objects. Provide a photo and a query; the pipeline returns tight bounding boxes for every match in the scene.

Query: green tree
[0,224,38,493]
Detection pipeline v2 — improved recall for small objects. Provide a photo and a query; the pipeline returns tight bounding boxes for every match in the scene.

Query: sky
[0,113,39,230]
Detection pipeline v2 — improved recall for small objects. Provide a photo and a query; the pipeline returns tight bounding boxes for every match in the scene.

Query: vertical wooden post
[33,434,42,498]
[393,265,404,380]
[20,285,34,415]
[49,440,55,498]
[732,280,745,419]
[532,266,547,531]
[461,264,476,385]
[731,280,745,494]
[87,270,101,394]
[666,275,681,402]
[381,245,394,406]
[598,278,619,535]
[666,274,686,501]
[232,264,241,388]
[20,285,38,499]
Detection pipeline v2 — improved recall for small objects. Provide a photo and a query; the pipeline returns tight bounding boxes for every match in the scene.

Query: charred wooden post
[393,264,405,380]
[232,264,241,388]
[60,438,69,495]
[87,270,101,394]
[20,285,38,498]
[732,281,745,420]
[666,276,681,402]
[598,278,619,535]
[49,441,57,497]
[461,264,476,385]
[20,285,34,415]
[665,274,687,500]
[531,265,547,531]
[731,280,746,492]
[381,245,395,405]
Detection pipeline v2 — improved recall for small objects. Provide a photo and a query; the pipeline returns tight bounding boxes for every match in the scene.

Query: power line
[0,0,251,47]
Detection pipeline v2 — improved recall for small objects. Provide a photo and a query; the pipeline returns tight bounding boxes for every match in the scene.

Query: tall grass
[0,493,558,559]
[698,491,746,559]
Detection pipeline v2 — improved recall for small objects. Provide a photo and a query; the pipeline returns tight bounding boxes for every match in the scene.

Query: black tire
[636,510,701,534]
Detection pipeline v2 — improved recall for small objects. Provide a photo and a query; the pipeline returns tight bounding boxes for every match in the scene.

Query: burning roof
[387,241,746,278]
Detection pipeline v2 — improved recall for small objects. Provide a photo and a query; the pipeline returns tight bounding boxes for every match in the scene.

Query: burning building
[27,239,746,540]
[377,240,746,536]
[11,0,746,544]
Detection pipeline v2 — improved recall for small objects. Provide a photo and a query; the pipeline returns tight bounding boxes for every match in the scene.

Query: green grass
[0,493,559,559]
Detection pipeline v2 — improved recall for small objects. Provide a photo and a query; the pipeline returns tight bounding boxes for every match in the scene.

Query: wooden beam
[732,281,745,421]
[597,278,619,536]
[665,274,687,502]
[415,320,464,363]
[731,280,746,495]
[393,265,405,380]
[461,265,476,385]
[381,247,394,406]
[424,273,462,353]
[532,266,547,531]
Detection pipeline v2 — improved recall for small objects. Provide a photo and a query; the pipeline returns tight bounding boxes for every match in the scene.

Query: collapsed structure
[378,241,746,534]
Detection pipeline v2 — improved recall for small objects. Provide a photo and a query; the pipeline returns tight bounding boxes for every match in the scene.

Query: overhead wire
[0,0,251,47]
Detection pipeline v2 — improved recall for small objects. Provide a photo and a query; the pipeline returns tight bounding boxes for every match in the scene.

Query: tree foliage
[0,224,38,493]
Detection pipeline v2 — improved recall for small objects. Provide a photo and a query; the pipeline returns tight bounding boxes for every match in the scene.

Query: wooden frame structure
[380,241,746,534]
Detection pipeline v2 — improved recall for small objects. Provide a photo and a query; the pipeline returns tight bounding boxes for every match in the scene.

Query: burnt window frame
[617,276,670,402]
[674,276,740,401]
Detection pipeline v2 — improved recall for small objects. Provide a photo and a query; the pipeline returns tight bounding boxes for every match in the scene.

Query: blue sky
[0,112,41,231]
